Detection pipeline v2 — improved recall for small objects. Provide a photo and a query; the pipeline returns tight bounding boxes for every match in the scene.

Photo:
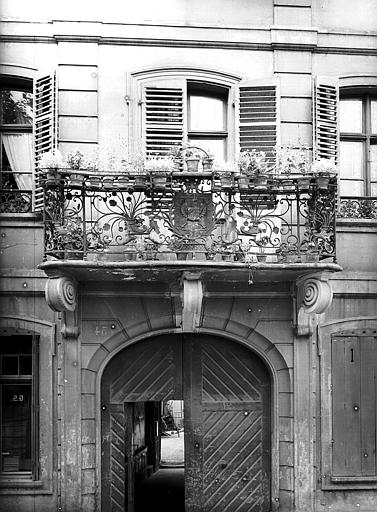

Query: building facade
[0,1,376,511]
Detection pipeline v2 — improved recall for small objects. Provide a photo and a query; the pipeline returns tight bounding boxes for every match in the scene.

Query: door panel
[185,335,271,512]
[101,334,271,512]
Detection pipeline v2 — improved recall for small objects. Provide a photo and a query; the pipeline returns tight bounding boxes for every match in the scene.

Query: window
[339,92,377,197]
[187,83,228,161]
[331,330,377,482]
[0,81,33,213]
[0,334,38,479]
[139,72,278,163]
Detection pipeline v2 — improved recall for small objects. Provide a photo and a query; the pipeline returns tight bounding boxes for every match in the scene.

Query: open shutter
[237,78,279,164]
[142,79,186,156]
[33,72,57,211]
[313,77,339,163]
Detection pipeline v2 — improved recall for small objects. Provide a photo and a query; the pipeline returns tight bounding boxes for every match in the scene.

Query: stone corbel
[296,273,333,336]
[181,272,203,332]
[45,276,80,338]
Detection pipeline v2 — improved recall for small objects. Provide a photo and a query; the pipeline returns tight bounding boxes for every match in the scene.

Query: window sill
[0,478,52,495]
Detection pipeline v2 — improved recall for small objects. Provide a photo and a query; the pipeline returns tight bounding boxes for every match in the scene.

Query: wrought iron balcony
[338,196,377,219]
[42,168,337,268]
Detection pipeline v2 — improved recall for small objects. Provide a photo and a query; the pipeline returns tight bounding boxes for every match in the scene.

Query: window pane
[1,384,32,472]
[19,355,32,375]
[340,141,364,179]
[0,90,33,125]
[188,138,225,161]
[1,355,18,375]
[371,100,377,134]
[189,96,225,131]
[339,99,363,133]
[371,144,377,196]
[339,179,364,197]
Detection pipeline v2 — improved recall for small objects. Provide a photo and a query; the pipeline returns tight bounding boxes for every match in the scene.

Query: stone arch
[84,327,293,509]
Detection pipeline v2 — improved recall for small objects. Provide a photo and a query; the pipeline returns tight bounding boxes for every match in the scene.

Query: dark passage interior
[134,467,184,511]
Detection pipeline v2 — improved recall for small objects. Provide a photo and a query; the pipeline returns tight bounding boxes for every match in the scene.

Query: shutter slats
[33,73,57,212]
[238,81,278,164]
[144,85,184,156]
[313,77,339,163]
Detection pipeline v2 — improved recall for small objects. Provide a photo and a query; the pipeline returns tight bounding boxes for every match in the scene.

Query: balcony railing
[338,196,377,219]
[42,169,337,264]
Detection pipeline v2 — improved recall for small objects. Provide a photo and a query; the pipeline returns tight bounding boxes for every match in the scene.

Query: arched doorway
[101,333,271,511]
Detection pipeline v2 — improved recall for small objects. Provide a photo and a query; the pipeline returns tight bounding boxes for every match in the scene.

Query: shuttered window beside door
[331,330,377,481]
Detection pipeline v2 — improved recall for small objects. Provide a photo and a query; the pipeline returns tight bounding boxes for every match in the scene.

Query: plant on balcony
[301,240,320,263]
[39,150,67,184]
[237,150,272,188]
[213,160,238,187]
[145,155,175,189]
[54,215,84,259]
[311,158,337,190]
[202,149,215,171]
[256,235,269,262]
[184,148,201,172]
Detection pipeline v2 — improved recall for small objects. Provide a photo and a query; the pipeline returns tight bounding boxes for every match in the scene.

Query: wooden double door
[101,334,271,511]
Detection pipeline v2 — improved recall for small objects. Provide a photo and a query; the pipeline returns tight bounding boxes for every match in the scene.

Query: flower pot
[46,169,63,185]
[176,252,189,261]
[316,176,330,190]
[297,177,311,191]
[238,176,250,190]
[117,176,130,188]
[254,175,268,188]
[152,175,168,190]
[220,175,234,188]
[285,253,299,263]
[302,252,319,263]
[89,177,101,188]
[103,177,114,189]
[134,175,147,188]
[256,254,267,262]
[221,252,234,262]
[202,158,214,171]
[185,157,200,172]
[69,173,84,187]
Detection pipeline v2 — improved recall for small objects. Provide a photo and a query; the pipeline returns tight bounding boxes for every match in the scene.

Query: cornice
[1,33,376,56]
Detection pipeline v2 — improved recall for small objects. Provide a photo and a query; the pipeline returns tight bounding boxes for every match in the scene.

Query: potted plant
[237,150,271,188]
[256,236,269,262]
[202,149,214,171]
[39,150,67,184]
[143,240,159,261]
[185,148,201,172]
[214,160,237,188]
[301,241,320,262]
[145,155,175,189]
[311,158,337,190]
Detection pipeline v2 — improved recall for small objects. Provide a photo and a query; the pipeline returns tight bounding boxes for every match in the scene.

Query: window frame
[0,78,34,214]
[187,81,229,160]
[0,334,39,481]
[339,87,377,197]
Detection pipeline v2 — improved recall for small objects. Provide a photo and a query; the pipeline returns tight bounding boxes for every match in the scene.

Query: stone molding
[296,272,334,335]
[181,272,203,332]
[45,275,78,312]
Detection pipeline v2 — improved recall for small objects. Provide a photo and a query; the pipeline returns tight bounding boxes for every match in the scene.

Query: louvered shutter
[237,79,279,164]
[142,80,186,156]
[33,72,57,211]
[313,77,339,163]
